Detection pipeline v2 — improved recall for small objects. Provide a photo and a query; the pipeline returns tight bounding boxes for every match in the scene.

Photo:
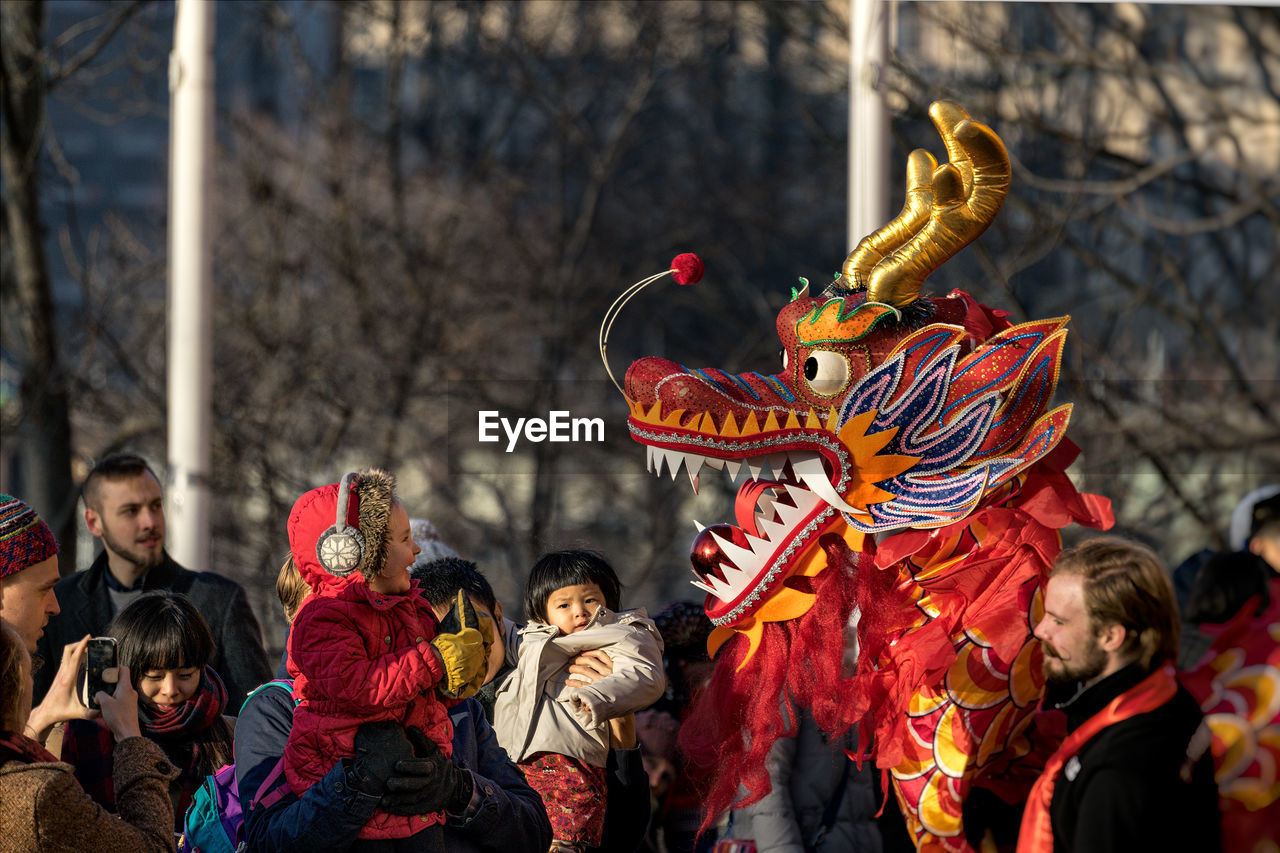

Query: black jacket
[1047,662,1221,853]
[34,551,272,711]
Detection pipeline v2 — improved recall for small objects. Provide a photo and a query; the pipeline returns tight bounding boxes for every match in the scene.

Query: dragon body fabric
[610,103,1113,851]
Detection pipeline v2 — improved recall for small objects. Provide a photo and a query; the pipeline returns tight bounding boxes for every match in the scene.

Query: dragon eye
[803,351,849,396]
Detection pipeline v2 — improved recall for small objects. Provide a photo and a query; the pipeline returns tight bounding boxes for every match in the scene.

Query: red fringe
[679,535,865,835]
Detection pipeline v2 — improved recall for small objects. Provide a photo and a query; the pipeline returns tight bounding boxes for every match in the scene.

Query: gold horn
[841,148,936,292]
[856,101,1010,308]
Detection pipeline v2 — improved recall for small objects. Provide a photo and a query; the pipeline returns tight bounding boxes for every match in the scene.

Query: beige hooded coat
[493,607,665,768]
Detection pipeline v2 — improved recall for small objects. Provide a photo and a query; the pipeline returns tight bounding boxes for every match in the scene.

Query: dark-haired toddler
[493,550,666,853]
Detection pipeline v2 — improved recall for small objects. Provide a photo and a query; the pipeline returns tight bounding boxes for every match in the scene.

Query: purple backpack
[178,679,294,853]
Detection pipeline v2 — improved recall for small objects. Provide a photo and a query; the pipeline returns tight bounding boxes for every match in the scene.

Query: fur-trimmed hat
[0,494,59,579]
[288,469,396,590]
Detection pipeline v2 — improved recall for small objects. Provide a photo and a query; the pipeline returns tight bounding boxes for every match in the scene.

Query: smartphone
[80,637,118,710]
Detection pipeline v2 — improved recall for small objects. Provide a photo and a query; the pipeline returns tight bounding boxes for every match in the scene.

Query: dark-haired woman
[58,591,235,831]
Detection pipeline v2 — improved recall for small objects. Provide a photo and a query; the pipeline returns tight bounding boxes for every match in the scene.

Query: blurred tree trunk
[0,0,77,569]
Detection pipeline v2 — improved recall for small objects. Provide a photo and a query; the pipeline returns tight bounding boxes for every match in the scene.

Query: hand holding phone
[79,637,118,710]
[96,664,142,741]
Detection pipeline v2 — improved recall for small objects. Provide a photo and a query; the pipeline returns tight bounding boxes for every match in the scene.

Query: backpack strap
[239,679,297,813]
[252,757,291,812]
[239,678,298,715]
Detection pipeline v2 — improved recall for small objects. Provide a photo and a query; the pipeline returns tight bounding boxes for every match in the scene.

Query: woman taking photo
[59,591,235,831]
[0,620,177,851]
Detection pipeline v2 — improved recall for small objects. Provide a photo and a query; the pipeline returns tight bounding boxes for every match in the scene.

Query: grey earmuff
[316,472,365,576]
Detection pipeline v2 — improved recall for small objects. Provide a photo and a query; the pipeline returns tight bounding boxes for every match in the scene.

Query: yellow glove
[431,590,486,699]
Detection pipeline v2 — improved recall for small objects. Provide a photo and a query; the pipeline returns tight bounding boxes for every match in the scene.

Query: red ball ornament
[690,523,746,584]
[671,252,704,285]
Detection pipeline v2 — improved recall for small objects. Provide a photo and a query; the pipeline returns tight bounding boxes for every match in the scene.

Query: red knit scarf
[0,728,59,764]
[1016,665,1177,853]
[137,664,228,741]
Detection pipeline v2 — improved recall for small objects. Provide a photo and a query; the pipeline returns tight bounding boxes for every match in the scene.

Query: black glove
[380,725,475,816]
[346,720,416,798]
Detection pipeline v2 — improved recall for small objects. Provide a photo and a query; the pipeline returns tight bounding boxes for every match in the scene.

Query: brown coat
[0,735,178,853]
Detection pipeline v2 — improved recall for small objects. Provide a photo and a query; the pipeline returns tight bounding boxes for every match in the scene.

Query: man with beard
[33,453,270,709]
[1017,538,1220,853]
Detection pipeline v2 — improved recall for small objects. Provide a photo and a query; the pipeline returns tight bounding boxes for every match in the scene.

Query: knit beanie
[287,469,396,589]
[1231,484,1280,551]
[0,494,60,579]
[410,517,459,569]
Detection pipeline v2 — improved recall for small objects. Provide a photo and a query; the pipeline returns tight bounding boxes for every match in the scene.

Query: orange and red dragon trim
[608,102,1112,850]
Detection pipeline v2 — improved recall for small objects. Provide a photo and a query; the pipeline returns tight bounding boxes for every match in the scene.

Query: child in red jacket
[282,468,486,839]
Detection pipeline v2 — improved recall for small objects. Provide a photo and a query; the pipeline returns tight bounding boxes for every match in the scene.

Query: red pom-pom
[670,253,703,285]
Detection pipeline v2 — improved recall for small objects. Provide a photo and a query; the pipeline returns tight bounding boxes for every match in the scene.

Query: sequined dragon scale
[610,101,1114,850]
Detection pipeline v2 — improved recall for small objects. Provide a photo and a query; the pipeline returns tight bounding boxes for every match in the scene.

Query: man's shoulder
[43,566,102,639]
[177,567,250,601]
[449,696,486,724]
[187,569,248,590]
[53,561,101,595]
[1078,688,1204,770]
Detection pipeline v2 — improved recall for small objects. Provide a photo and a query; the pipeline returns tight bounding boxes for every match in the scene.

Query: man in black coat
[33,453,271,710]
[1025,537,1221,853]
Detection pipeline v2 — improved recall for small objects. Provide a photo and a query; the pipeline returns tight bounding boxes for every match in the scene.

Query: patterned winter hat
[0,494,60,579]
[410,517,460,569]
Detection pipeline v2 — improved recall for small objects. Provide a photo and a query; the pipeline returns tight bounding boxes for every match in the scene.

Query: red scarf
[0,728,59,764]
[137,664,227,741]
[1016,665,1177,853]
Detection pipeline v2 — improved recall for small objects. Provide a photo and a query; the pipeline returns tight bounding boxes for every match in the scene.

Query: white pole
[167,0,215,573]
[849,0,891,252]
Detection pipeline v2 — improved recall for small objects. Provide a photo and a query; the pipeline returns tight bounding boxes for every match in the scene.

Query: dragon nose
[623,357,685,408]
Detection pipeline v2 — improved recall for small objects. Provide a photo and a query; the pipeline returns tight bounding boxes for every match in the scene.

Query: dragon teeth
[686,454,705,478]
[713,530,766,584]
[698,559,755,602]
[652,449,706,485]
[638,442,852,605]
[755,491,780,525]
[690,577,719,596]
[791,454,861,514]
[756,513,790,544]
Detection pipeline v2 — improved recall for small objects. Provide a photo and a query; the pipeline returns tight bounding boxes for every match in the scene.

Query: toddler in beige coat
[493,551,665,853]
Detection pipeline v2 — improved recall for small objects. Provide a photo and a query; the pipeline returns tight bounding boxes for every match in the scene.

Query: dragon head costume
[603,102,1113,850]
